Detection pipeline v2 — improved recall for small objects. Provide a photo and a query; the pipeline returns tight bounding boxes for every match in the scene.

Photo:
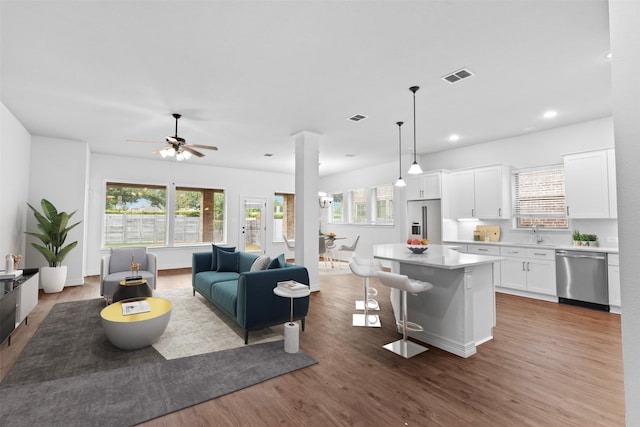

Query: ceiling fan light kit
[128,113,218,161]
[408,86,424,175]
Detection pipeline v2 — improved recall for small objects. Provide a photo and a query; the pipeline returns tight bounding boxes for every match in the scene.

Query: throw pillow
[217,250,240,272]
[211,244,236,270]
[267,253,285,269]
[250,254,271,272]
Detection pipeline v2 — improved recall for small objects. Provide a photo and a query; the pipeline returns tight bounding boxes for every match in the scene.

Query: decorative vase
[40,266,67,293]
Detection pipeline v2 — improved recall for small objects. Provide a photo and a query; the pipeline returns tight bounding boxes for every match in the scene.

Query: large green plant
[26,199,82,267]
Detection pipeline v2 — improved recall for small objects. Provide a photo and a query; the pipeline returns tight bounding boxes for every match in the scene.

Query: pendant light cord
[397,121,403,177]
[411,86,419,163]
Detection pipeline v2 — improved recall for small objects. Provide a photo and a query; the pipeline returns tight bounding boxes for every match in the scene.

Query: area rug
[318,261,351,275]
[0,291,317,427]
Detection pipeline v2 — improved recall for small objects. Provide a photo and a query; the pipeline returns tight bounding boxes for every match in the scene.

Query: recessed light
[606,52,612,60]
[448,134,460,142]
[543,110,558,119]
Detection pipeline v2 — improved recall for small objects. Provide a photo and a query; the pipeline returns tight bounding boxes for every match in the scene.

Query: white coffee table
[273,283,310,353]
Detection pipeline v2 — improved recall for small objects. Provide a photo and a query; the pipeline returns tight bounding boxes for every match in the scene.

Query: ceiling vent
[348,114,368,122]
[441,68,474,84]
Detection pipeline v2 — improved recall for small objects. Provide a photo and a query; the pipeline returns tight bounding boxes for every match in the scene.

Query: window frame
[511,165,568,230]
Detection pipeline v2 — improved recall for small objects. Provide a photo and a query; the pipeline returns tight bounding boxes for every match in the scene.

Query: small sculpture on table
[130,255,140,277]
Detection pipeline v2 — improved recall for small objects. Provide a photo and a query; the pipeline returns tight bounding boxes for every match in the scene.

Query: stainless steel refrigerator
[407,199,442,244]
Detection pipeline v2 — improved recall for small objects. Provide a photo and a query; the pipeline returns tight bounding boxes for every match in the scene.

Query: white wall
[319,159,403,262]
[86,153,296,276]
[427,118,618,247]
[609,0,640,423]
[26,136,89,286]
[0,103,31,266]
[320,117,618,258]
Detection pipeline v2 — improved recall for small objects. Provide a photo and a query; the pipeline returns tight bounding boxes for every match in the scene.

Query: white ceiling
[1,1,612,177]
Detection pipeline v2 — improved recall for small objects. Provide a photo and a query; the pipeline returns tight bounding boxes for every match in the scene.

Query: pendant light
[408,86,423,175]
[395,121,406,187]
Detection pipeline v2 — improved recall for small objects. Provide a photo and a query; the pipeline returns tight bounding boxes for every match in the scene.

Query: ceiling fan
[128,113,218,161]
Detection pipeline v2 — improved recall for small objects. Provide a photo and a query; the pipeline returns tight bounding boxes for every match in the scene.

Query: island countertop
[373,243,502,269]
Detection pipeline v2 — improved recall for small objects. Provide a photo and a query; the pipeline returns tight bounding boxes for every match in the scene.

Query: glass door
[239,197,265,253]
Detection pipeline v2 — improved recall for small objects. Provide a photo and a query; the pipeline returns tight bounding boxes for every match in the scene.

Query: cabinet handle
[472,209,475,217]
[522,261,526,271]
[498,208,501,217]
[527,262,530,271]
[478,248,488,252]
[533,253,547,256]
[566,206,570,216]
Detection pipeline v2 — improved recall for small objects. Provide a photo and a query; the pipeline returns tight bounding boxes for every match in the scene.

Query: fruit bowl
[407,245,428,254]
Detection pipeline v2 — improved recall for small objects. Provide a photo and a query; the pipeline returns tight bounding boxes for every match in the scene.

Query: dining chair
[337,235,360,267]
[282,235,295,262]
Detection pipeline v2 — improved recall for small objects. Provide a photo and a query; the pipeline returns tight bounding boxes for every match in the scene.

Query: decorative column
[293,131,321,292]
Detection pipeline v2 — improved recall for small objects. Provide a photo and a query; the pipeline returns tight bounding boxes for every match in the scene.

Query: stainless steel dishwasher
[556,250,609,311]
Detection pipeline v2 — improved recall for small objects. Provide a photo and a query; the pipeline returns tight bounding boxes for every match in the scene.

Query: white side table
[273,283,310,353]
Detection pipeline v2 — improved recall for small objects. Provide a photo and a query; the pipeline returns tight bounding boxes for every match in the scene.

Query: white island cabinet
[373,244,501,358]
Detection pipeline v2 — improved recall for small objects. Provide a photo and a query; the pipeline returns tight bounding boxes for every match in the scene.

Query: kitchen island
[373,243,502,358]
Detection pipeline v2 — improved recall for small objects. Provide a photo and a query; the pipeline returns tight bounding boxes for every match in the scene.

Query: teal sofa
[192,248,310,344]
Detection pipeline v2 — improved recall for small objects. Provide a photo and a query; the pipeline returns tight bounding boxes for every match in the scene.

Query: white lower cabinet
[499,247,556,297]
[608,254,621,313]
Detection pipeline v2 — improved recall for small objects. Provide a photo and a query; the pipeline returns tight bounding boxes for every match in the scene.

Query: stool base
[355,300,380,311]
[383,339,428,359]
[352,313,381,327]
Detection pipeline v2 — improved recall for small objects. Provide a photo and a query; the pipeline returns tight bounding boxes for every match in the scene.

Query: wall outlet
[607,236,618,243]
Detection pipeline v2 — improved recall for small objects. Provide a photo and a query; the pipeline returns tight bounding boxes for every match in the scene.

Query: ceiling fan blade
[183,146,205,157]
[187,143,218,151]
[127,139,164,144]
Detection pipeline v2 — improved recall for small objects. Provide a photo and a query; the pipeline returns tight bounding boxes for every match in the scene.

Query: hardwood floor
[1,269,625,426]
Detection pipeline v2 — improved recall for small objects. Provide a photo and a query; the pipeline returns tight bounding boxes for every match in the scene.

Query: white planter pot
[40,266,67,293]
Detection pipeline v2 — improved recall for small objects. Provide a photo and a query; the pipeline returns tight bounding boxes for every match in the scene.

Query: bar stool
[376,271,433,358]
[348,255,382,328]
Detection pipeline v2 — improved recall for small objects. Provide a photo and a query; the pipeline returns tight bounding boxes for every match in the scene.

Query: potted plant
[26,199,82,293]
[572,229,582,246]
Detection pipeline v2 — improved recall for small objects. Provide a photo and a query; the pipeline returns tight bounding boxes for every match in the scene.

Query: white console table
[0,272,39,345]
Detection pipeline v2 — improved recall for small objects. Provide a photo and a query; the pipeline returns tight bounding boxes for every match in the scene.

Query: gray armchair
[100,247,157,299]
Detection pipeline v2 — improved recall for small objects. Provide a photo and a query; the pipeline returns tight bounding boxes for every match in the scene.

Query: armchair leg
[301,317,305,331]
[244,331,249,345]
[192,288,195,296]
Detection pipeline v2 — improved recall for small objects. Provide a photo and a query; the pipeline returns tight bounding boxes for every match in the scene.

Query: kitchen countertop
[443,240,619,254]
[373,243,503,269]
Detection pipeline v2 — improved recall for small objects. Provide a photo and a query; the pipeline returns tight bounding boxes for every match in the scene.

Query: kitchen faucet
[531,225,543,244]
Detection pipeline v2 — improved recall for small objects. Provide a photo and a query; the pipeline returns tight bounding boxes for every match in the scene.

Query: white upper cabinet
[607,149,618,218]
[405,171,443,200]
[447,165,511,219]
[564,149,616,218]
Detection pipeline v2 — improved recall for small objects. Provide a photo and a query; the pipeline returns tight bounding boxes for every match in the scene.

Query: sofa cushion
[211,244,235,270]
[238,252,259,273]
[210,280,238,317]
[194,271,240,293]
[217,250,240,272]
[267,253,285,269]
[250,255,271,272]
[110,247,148,272]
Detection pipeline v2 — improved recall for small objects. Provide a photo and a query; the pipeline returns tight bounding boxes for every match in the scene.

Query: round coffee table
[100,297,172,350]
[112,278,152,303]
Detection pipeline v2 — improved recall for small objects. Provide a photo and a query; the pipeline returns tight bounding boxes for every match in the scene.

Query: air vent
[348,114,368,122]
[345,153,356,157]
[442,68,474,84]
[264,153,274,157]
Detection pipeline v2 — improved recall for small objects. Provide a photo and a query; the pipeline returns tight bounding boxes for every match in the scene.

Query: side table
[273,283,310,353]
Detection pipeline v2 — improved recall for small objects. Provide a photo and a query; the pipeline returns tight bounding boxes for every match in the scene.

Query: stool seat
[348,255,382,327]
[376,271,434,359]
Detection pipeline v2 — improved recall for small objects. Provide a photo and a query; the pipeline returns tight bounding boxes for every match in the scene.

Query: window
[104,182,226,247]
[274,193,295,241]
[104,182,167,246]
[512,166,568,229]
[331,193,343,224]
[351,189,367,224]
[374,185,394,224]
[175,187,225,244]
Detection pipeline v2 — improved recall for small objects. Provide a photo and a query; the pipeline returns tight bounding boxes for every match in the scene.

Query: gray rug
[0,296,317,427]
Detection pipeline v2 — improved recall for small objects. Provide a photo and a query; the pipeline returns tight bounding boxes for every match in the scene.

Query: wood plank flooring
[0,268,625,426]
